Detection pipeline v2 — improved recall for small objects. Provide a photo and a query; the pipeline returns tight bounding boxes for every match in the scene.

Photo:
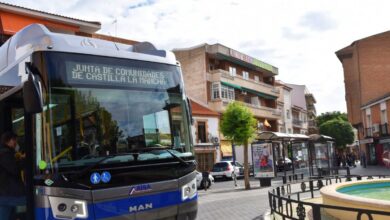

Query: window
[197,121,207,143]
[211,82,220,99]
[381,102,387,124]
[221,85,235,100]
[288,128,292,134]
[229,66,236,77]
[254,75,259,82]
[286,109,290,119]
[242,71,249,80]
[381,110,387,124]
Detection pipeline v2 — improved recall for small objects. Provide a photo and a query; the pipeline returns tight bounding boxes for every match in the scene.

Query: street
[197,164,390,220]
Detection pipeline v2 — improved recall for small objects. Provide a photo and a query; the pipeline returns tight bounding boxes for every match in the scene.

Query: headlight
[181,178,197,201]
[49,197,88,219]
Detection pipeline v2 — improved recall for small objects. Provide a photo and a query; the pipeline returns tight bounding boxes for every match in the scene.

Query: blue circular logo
[101,171,111,183]
[90,172,101,184]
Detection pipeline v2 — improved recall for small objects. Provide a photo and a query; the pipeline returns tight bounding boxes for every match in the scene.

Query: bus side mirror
[187,98,194,125]
[23,63,43,114]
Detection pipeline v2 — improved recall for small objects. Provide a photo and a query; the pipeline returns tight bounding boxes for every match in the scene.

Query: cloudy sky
[4,0,390,113]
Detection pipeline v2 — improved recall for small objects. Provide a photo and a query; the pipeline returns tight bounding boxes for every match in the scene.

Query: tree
[319,119,354,148]
[316,111,348,126]
[220,102,257,190]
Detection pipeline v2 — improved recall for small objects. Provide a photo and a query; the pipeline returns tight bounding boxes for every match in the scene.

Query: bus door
[0,89,34,220]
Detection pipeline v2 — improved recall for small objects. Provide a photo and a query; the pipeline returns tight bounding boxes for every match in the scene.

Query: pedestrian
[0,131,26,220]
[360,151,367,168]
[201,171,209,191]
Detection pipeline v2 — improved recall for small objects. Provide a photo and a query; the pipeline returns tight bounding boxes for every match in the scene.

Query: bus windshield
[36,52,193,171]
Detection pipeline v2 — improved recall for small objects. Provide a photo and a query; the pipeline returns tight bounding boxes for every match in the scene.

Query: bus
[0,24,197,220]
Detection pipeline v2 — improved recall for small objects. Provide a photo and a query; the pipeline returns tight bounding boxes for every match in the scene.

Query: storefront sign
[229,49,278,74]
[252,143,275,178]
[66,62,177,89]
[359,138,374,144]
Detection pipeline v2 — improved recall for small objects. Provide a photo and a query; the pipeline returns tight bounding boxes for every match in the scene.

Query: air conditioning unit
[372,124,380,133]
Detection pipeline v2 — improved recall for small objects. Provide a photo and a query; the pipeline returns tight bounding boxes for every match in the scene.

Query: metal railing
[268,174,390,220]
[380,123,389,136]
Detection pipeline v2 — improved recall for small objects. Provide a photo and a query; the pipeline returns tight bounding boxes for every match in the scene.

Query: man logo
[129,203,153,213]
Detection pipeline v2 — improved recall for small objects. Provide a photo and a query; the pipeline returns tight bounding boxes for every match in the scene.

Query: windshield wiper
[130,146,191,166]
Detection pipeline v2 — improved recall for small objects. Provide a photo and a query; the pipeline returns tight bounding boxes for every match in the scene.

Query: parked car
[276,157,293,171]
[196,171,214,189]
[210,161,242,180]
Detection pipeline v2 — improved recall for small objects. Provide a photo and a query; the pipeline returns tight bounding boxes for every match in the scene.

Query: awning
[221,81,278,100]
[309,134,335,142]
[257,131,309,141]
[221,81,242,90]
[220,140,232,157]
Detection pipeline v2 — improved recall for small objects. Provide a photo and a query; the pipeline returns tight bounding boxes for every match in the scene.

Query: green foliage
[319,119,354,148]
[316,111,348,126]
[220,102,257,145]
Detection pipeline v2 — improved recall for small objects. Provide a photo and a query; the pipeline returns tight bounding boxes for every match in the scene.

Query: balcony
[207,69,280,98]
[380,123,389,136]
[308,120,317,128]
[208,99,281,119]
[365,127,373,137]
[293,119,303,127]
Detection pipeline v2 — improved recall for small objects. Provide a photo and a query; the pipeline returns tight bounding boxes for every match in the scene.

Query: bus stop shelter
[308,134,335,177]
[256,132,310,179]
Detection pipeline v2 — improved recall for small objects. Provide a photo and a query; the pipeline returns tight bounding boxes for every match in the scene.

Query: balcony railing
[208,69,280,96]
[208,99,281,119]
[365,127,373,137]
[293,119,303,126]
[380,123,389,136]
[308,120,317,127]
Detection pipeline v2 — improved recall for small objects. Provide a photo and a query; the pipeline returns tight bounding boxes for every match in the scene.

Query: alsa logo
[129,184,152,196]
[129,203,153,213]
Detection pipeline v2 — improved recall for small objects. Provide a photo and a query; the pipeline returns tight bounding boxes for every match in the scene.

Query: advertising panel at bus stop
[252,143,275,178]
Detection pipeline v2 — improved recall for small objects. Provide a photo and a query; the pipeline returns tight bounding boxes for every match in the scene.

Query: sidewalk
[349,163,390,176]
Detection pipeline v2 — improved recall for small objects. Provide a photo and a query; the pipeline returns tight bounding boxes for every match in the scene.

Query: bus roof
[0,24,178,74]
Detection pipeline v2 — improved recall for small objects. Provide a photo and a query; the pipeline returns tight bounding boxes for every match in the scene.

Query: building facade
[336,31,390,165]
[190,99,221,172]
[174,43,282,160]
[276,81,293,134]
[286,83,310,135]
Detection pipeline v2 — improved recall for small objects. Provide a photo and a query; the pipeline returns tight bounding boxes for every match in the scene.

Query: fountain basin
[320,178,390,220]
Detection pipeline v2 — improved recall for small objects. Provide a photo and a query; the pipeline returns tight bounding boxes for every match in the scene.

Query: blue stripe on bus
[35,190,197,219]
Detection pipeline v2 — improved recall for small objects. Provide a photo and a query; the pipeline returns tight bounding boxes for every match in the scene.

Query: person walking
[201,171,209,191]
[360,151,367,168]
[0,131,26,219]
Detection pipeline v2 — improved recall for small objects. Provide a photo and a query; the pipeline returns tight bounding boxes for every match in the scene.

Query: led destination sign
[66,61,178,89]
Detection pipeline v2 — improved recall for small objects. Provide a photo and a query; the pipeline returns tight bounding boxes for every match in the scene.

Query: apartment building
[0,2,137,46]
[305,91,318,134]
[336,31,390,165]
[286,84,310,135]
[276,81,293,134]
[173,43,281,159]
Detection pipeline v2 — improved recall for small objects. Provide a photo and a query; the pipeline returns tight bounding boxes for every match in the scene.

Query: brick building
[173,43,281,159]
[336,31,390,165]
[0,2,137,46]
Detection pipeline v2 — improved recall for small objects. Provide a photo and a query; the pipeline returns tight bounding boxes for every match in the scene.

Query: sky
[4,0,390,114]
